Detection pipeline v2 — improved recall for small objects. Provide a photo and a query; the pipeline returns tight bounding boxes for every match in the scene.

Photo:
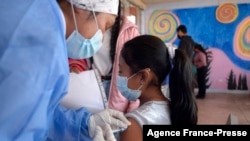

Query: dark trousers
[197,66,207,97]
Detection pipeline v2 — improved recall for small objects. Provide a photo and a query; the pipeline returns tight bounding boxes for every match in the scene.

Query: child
[117,35,198,141]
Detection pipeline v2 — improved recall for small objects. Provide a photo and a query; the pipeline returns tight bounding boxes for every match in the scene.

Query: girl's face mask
[116,73,143,101]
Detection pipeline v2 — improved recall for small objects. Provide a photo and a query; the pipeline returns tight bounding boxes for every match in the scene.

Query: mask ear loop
[128,68,151,90]
[137,82,143,90]
[128,73,136,80]
[70,0,79,33]
[137,68,150,90]
[89,0,99,30]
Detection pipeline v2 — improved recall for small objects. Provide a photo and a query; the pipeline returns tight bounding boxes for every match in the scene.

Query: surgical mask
[116,74,143,101]
[66,1,103,59]
[66,30,103,59]
[177,35,181,39]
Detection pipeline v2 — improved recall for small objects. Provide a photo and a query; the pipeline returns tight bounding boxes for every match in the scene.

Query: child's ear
[140,68,151,84]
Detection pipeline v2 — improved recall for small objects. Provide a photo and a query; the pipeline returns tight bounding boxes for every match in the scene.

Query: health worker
[0,0,130,141]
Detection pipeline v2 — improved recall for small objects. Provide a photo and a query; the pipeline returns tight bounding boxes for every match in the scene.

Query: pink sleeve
[108,24,140,113]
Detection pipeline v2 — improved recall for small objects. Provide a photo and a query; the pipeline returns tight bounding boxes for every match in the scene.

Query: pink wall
[209,48,250,90]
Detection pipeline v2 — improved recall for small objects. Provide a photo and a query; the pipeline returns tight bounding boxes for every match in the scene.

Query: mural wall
[144,3,250,90]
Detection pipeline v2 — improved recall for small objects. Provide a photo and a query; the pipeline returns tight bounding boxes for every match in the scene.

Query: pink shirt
[108,17,140,113]
[193,51,207,68]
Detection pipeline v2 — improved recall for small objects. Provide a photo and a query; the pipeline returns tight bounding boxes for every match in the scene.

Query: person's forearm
[47,105,92,141]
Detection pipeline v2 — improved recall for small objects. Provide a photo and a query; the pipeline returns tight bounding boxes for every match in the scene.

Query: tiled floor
[196,92,250,125]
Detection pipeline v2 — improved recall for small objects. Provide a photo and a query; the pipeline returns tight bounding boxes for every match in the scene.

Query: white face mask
[66,0,103,59]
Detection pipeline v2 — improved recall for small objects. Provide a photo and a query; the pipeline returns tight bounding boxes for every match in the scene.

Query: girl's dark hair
[169,49,198,125]
[110,0,121,64]
[195,44,206,55]
[121,35,198,125]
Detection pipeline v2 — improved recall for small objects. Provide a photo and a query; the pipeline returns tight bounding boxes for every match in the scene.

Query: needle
[112,127,127,133]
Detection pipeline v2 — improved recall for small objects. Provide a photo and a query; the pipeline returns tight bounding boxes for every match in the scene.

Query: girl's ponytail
[169,49,198,125]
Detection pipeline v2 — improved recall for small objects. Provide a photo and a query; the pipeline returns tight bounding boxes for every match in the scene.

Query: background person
[176,25,196,61]
[108,2,140,113]
[176,24,197,91]
[193,44,208,99]
[67,0,141,113]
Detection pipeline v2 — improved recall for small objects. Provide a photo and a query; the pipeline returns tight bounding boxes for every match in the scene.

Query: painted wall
[141,0,250,90]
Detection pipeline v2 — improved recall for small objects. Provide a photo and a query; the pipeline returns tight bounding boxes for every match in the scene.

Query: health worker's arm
[0,0,70,140]
[47,105,92,141]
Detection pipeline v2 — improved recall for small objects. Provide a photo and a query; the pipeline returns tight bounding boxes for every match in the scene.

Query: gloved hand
[93,124,116,141]
[89,109,131,137]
